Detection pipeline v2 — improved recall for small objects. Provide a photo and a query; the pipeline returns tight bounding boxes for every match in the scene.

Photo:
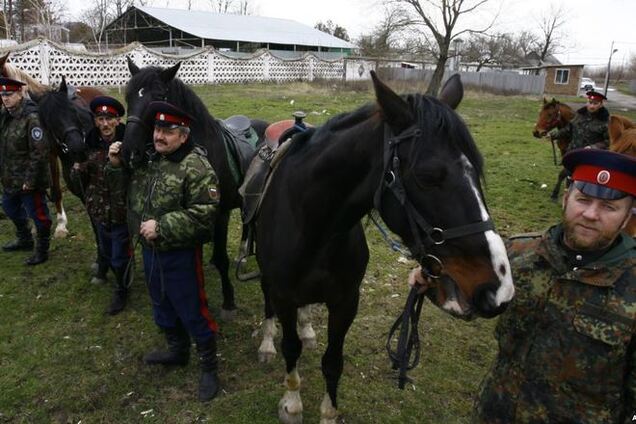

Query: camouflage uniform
[475,224,636,424]
[106,139,220,339]
[75,124,128,225]
[552,106,610,151]
[0,97,52,264]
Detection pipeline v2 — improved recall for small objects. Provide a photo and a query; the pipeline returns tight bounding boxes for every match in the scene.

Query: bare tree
[235,0,251,14]
[357,7,411,57]
[534,3,568,62]
[113,0,135,16]
[81,0,112,52]
[393,0,498,96]
[210,0,233,13]
[314,20,350,42]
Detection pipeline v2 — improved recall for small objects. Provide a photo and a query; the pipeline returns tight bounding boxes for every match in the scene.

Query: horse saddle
[239,139,295,227]
[224,114,260,148]
[264,111,311,147]
[218,119,259,185]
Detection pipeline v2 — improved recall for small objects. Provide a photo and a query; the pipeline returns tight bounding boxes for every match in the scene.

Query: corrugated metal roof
[135,6,355,49]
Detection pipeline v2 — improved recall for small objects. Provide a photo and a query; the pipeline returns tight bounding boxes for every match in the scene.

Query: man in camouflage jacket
[550,90,610,151]
[410,149,636,423]
[72,96,130,314]
[0,77,52,265]
[107,101,221,403]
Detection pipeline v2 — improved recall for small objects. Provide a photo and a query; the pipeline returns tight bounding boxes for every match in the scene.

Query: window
[555,69,570,84]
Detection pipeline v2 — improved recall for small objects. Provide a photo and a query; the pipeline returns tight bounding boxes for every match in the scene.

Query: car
[580,77,596,91]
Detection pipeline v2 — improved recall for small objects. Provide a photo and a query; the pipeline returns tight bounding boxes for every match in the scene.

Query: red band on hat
[155,112,190,127]
[94,105,119,116]
[0,84,22,92]
[572,164,636,196]
[587,93,604,101]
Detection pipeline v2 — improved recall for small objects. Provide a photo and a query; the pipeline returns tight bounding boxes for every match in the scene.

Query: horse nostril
[473,283,509,318]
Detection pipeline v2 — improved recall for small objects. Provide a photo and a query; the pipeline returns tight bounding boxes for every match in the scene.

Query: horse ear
[127,56,140,75]
[370,70,413,132]
[543,97,548,105]
[160,62,181,83]
[0,52,9,74]
[438,74,463,110]
[59,75,68,94]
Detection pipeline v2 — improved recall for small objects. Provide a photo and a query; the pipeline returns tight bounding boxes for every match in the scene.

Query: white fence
[378,67,545,95]
[1,38,376,87]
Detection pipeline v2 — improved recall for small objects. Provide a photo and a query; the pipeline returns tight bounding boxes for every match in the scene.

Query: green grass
[1,81,635,423]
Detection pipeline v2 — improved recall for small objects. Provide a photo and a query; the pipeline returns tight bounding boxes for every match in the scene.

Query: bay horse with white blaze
[122,58,263,317]
[608,114,636,236]
[254,72,514,423]
[532,97,575,200]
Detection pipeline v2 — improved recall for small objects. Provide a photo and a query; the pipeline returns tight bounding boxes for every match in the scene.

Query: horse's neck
[296,121,384,227]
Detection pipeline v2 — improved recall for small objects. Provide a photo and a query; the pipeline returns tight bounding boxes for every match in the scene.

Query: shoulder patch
[31,127,43,141]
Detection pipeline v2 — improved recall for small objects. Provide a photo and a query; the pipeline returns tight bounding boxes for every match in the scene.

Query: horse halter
[373,124,494,279]
[55,125,84,154]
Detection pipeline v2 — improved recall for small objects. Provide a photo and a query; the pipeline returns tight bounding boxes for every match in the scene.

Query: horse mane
[307,93,484,179]
[126,67,223,143]
[2,62,48,98]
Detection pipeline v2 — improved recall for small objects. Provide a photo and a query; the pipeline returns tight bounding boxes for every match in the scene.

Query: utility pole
[603,41,618,97]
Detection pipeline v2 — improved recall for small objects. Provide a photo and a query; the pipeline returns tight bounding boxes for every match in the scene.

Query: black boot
[106,265,129,315]
[144,324,190,366]
[197,335,220,402]
[3,220,34,252]
[25,228,50,266]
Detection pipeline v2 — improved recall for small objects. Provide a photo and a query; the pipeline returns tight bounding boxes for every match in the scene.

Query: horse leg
[258,276,278,363]
[48,153,68,238]
[551,167,568,201]
[297,304,316,350]
[277,304,304,424]
[211,209,237,320]
[320,293,359,424]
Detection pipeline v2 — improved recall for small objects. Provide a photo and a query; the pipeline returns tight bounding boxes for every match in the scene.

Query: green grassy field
[1,81,635,423]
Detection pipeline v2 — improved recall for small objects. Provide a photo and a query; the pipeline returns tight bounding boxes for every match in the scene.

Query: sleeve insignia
[31,127,43,141]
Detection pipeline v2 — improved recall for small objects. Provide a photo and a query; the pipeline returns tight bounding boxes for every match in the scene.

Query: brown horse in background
[608,115,636,236]
[532,97,575,200]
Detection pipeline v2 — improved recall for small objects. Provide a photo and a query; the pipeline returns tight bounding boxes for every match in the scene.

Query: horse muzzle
[472,282,510,318]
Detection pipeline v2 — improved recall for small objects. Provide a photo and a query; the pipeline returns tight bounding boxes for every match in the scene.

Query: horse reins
[375,123,494,389]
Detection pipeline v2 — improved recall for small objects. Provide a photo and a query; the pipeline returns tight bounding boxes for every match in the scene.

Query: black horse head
[37,76,93,162]
[369,71,513,318]
[122,57,182,166]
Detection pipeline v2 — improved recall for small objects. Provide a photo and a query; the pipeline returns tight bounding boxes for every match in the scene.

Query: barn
[104,6,356,55]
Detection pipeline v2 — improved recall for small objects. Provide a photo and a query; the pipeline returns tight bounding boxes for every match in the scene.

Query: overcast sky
[65,0,635,69]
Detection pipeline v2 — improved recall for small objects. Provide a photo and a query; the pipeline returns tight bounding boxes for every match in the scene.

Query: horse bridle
[55,125,84,154]
[373,124,494,279]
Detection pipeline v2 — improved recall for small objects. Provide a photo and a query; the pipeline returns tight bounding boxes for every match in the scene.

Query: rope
[386,286,426,389]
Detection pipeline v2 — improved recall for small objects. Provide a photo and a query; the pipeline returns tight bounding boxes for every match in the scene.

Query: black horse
[35,77,113,279]
[254,72,515,423]
[121,58,264,317]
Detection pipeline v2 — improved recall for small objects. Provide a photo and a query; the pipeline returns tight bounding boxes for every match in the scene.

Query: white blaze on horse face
[138,88,144,98]
[461,156,514,306]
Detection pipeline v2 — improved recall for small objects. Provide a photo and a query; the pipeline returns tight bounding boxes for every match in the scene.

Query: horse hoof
[53,227,69,239]
[90,276,107,285]
[258,350,276,363]
[220,308,237,321]
[278,391,303,424]
[90,262,99,274]
[301,337,317,350]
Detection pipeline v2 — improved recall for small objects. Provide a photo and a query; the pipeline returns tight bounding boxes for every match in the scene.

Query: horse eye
[138,88,144,98]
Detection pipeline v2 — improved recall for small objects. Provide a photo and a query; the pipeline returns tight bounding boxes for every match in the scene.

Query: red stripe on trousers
[195,246,219,333]
[33,192,51,229]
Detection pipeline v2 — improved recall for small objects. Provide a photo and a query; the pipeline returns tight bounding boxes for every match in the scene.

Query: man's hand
[108,141,123,167]
[21,182,32,191]
[140,219,158,241]
[547,128,559,140]
[408,266,436,294]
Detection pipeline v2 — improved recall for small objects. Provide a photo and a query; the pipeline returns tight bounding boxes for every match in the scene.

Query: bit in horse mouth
[440,275,473,317]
